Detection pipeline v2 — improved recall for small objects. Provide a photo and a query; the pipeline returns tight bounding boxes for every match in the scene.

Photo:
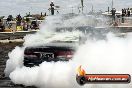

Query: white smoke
[5,15,132,88]
[9,61,81,88]
[4,46,25,76]
[73,33,132,74]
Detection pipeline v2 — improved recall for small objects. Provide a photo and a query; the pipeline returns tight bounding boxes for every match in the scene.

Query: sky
[0,0,131,17]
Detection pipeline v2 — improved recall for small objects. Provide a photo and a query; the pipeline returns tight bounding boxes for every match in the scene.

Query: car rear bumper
[24,58,42,67]
[24,57,69,67]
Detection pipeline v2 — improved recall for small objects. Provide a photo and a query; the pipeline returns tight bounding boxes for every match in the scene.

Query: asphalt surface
[0,42,24,87]
[0,42,38,88]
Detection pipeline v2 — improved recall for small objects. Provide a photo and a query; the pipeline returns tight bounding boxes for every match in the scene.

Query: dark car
[24,39,79,67]
[23,25,110,67]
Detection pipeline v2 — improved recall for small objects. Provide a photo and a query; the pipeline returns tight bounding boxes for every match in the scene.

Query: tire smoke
[5,15,132,88]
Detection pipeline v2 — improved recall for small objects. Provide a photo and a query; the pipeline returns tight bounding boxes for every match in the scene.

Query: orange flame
[77,65,86,76]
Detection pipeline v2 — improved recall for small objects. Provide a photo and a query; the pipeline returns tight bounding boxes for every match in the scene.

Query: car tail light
[24,51,33,55]
[56,51,74,59]
[25,54,38,58]
[24,51,39,58]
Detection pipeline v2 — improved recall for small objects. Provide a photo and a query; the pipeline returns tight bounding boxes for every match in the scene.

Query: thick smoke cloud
[6,32,132,88]
[4,15,132,88]
[4,47,24,76]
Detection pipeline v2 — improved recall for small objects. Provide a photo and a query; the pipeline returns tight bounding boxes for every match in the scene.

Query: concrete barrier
[0,39,24,43]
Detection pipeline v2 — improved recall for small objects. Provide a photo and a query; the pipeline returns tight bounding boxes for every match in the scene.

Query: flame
[77,65,86,76]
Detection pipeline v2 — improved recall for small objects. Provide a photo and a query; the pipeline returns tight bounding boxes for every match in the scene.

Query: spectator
[0,19,5,32]
[127,8,131,17]
[124,8,126,15]
[6,15,13,28]
[51,7,55,15]
[23,21,28,31]
[16,14,22,26]
[122,9,125,23]
[44,12,47,16]
[50,1,55,15]
[111,8,116,21]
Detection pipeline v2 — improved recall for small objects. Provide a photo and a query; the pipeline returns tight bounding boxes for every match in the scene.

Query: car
[23,25,110,67]
[23,34,82,67]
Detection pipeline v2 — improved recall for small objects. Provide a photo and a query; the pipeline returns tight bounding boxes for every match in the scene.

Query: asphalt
[0,42,24,87]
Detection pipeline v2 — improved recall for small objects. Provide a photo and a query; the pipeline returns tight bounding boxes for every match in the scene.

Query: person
[124,8,126,15]
[44,12,47,16]
[111,8,116,21]
[7,15,11,22]
[50,1,55,15]
[122,9,125,23]
[16,14,22,26]
[51,7,55,15]
[41,12,43,17]
[127,8,131,17]
[17,14,22,22]
[27,21,31,31]
[6,15,13,28]
[25,17,31,30]
[26,17,30,23]
[23,21,28,31]
[7,15,13,21]
[0,19,5,32]
[108,7,109,13]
